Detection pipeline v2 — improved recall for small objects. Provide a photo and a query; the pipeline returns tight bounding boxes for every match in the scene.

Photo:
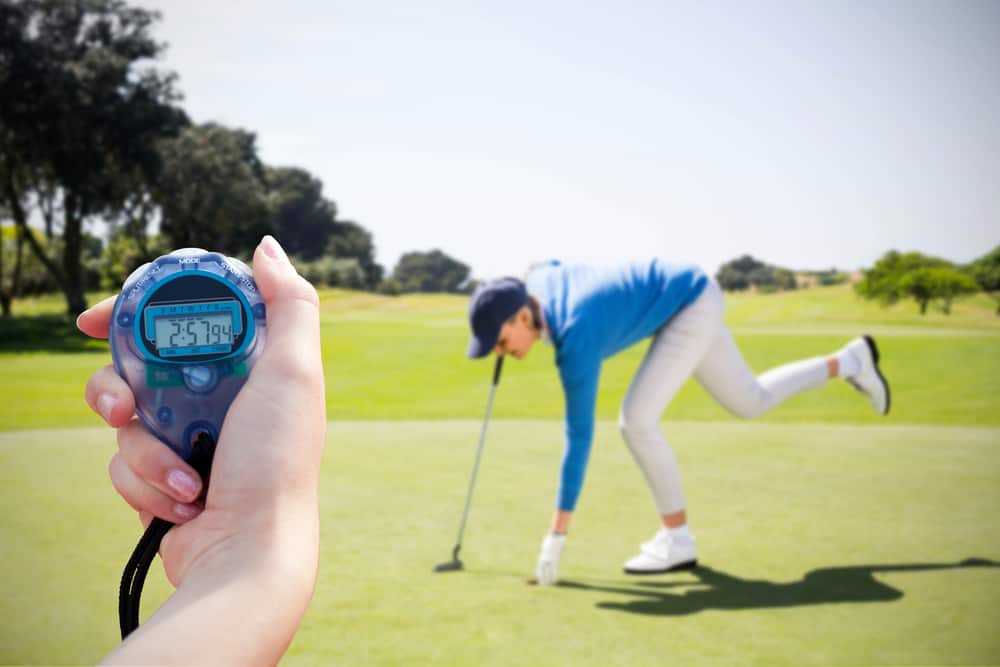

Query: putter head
[433,559,463,573]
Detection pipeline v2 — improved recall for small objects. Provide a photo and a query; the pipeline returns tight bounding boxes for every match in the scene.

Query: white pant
[618,280,829,515]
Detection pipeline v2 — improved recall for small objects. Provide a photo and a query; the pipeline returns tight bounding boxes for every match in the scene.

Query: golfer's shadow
[558,558,999,616]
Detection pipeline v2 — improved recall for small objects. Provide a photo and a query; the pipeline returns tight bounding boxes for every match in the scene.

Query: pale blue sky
[138,0,999,278]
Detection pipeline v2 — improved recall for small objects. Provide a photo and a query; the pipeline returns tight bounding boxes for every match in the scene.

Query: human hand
[79,236,325,664]
[535,532,566,586]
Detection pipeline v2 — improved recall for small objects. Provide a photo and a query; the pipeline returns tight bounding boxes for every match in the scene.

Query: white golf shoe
[623,529,698,575]
[844,335,890,416]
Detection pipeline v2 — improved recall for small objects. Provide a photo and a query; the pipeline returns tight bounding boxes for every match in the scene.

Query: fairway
[1,421,999,665]
[2,284,1000,664]
[3,285,1000,430]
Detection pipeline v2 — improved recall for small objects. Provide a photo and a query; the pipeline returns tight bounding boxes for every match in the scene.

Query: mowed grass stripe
[3,284,999,430]
[2,421,999,665]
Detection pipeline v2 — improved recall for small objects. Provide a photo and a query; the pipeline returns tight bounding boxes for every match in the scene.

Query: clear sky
[137,0,999,278]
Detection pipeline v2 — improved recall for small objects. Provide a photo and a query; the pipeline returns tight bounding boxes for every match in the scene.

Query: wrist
[177,502,319,602]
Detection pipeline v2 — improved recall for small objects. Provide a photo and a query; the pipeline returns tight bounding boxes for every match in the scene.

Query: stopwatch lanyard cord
[118,432,217,639]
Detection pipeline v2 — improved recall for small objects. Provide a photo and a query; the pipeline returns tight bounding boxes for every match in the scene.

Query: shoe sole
[624,559,698,575]
[862,335,891,416]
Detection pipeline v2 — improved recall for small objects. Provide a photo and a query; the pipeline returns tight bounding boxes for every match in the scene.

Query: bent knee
[618,408,660,442]
[722,397,770,420]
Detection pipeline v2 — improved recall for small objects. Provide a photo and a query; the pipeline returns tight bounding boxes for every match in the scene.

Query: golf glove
[535,532,567,586]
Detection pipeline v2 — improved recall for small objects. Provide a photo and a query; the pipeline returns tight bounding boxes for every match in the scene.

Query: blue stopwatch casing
[109,248,266,459]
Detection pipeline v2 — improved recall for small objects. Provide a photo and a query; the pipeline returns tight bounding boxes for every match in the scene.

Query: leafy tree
[327,221,383,289]
[156,123,271,255]
[855,250,952,306]
[1,223,57,315]
[265,166,336,260]
[100,230,169,289]
[968,245,1000,315]
[814,269,848,287]
[292,256,366,289]
[716,264,749,291]
[390,249,470,293]
[716,254,797,292]
[264,167,384,288]
[0,225,103,315]
[897,267,979,315]
[378,277,402,296]
[774,268,797,291]
[0,0,187,315]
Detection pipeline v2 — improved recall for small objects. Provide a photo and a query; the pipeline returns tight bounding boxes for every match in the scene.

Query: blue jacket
[525,259,709,511]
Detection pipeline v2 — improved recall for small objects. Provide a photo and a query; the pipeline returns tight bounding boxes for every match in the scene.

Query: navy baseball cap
[466,277,528,359]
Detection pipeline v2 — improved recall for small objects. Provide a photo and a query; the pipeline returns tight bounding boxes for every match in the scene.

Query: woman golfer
[465,259,890,586]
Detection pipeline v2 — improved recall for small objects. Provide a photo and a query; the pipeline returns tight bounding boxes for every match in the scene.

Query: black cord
[119,432,216,639]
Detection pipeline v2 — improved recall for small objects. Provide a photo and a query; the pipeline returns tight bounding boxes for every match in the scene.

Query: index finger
[76,295,117,339]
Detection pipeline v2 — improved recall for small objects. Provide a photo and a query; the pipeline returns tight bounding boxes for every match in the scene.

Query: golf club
[434,354,505,572]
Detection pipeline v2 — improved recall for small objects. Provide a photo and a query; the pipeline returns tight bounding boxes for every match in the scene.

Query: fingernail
[97,394,117,422]
[167,469,199,499]
[260,235,288,262]
[174,503,202,520]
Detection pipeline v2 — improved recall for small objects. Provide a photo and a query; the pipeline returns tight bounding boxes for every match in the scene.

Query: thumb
[250,235,324,395]
[252,235,322,356]
[211,236,325,501]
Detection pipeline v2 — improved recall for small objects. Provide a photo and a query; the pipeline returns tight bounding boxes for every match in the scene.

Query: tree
[100,229,169,289]
[390,250,470,293]
[854,250,952,306]
[156,123,271,256]
[716,254,797,292]
[897,267,978,315]
[0,0,187,315]
[969,245,1000,315]
[1,223,75,315]
[265,166,337,260]
[264,167,384,288]
[716,263,749,291]
[327,221,383,290]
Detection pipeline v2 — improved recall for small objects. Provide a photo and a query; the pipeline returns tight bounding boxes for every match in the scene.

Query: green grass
[2,421,999,664]
[1,285,999,664]
[2,284,999,429]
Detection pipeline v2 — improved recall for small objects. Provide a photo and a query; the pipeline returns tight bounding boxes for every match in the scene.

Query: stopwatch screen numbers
[143,298,243,358]
[155,313,233,351]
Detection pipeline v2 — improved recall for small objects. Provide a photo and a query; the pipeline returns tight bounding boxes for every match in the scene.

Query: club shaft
[453,358,503,549]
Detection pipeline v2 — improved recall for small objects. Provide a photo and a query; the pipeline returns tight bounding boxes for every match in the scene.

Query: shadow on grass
[558,558,998,616]
[0,314,108,353]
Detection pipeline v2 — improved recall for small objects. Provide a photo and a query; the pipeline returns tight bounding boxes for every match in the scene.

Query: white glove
[535,533,567,586]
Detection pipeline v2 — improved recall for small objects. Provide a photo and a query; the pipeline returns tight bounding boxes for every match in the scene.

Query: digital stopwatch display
[136,274,251,363]
[148,301,239,357]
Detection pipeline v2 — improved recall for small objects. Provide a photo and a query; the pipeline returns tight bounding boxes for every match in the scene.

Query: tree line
[716,247,1000,315]
[0,0,471,317]
[854,247,999,316]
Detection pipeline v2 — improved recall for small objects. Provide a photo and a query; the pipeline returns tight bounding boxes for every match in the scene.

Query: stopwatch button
[228,257,252,275]
[123,262,150,285]
[253,303,266,321]
[170,248,208,258]
[156,406,174,426]
[182,365,218,393]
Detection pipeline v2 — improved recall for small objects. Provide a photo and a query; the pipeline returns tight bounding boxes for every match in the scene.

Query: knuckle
[262,346,323,389]
[118,422,169,479]
[290,274,321,308]
[108,455,142,513]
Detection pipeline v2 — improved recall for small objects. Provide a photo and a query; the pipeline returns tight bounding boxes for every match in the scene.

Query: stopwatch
[109,248,266,459]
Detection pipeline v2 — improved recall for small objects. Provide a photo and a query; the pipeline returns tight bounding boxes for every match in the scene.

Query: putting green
[2,420,998,665]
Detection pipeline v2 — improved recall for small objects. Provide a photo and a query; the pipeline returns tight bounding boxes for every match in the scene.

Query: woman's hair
[503,293,543,332]
[526,294,543,331]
